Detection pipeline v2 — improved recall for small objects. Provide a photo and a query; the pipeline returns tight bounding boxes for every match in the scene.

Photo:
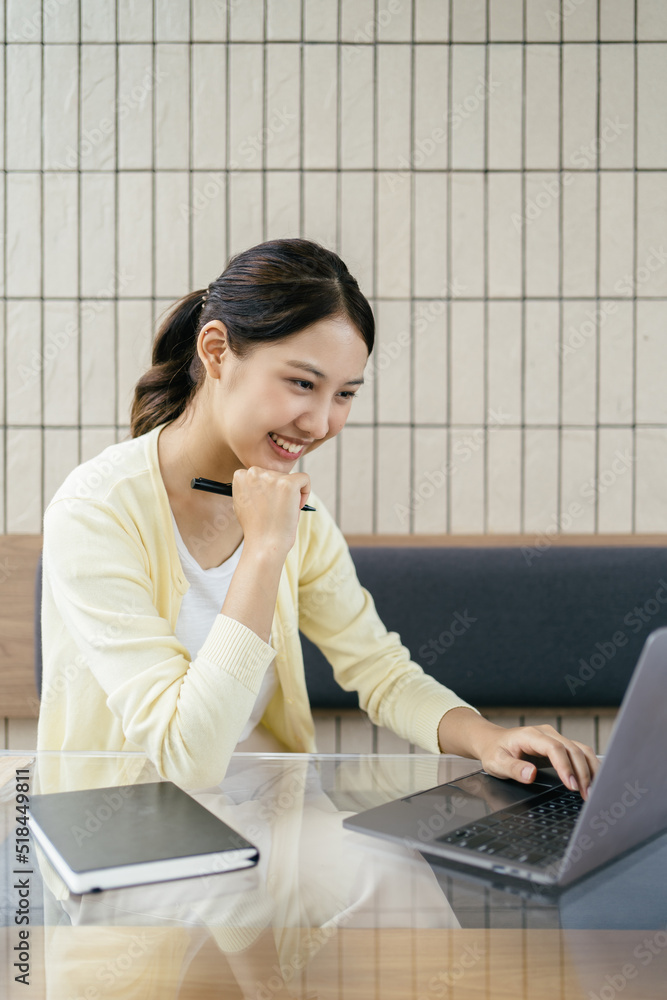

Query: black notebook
[29,780,259,894]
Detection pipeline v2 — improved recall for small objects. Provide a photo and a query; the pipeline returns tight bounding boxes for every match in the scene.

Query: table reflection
[33,754,460,999]
[1,752,665,999]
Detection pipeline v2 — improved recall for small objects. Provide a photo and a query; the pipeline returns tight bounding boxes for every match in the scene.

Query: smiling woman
[37,237,599,798]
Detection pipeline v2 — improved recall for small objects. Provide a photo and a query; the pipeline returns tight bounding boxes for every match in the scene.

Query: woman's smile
[266,431,306,460]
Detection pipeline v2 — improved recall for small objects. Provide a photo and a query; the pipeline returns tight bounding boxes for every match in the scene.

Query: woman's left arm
[437,707,600,799]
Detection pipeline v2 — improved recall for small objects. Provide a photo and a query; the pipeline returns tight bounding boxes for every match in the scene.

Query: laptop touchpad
[404,772,555,836]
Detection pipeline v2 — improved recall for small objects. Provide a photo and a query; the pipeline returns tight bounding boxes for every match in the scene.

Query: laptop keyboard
[436,785,584,869]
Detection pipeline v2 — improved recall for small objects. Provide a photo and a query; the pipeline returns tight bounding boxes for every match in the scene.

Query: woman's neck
[157,412,238,514]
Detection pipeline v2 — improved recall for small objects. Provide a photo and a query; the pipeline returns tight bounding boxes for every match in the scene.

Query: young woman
[37,238,598,796]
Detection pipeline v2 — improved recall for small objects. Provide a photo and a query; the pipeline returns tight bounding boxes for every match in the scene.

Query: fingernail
[521,766,533,780]
[569,775,578,790]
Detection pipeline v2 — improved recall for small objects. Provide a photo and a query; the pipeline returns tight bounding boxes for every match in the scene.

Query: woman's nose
[297,400,331,442]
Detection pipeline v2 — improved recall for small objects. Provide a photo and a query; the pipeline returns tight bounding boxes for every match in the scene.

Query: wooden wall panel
[0,535,42,718]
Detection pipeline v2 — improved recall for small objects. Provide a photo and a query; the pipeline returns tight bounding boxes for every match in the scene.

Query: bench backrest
[304,543,667,709]
[4,534,667,717]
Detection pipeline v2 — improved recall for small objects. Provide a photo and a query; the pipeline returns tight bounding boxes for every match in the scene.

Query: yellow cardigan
[37,422,478,789]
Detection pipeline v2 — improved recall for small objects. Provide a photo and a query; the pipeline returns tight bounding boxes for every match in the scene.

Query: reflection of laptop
[344,627,667,889]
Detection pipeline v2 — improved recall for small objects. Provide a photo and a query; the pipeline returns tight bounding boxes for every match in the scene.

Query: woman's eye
[290,379,356,400]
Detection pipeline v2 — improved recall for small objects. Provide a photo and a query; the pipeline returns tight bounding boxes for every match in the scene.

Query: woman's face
[200,315,369,473]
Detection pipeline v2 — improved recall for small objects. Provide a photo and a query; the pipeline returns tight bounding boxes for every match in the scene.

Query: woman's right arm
[40,472,305,790]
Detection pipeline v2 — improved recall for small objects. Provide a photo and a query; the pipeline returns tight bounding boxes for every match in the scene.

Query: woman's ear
[197,321,230,379]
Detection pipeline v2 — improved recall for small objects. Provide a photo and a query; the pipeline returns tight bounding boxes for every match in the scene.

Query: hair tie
[201,290,208,306]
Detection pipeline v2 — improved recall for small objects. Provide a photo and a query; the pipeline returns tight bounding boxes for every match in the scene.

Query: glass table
[2,751,666,999]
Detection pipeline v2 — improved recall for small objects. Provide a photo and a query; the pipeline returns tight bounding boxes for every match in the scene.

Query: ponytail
[130,238,375,439]
[130,289,207,439]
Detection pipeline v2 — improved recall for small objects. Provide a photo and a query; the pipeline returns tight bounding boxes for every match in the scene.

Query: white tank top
[170,510,278,745]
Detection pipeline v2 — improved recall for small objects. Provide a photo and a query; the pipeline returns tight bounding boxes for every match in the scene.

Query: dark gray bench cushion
[302,546,667,709]
[36,546,667,711]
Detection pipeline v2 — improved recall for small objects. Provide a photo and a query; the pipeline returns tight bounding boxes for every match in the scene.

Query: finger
[519,723,594,788]
[292,472,311,509]
[482,745,544,785]
[541,737,598,799]
[525,737,595,799]
[569,739,602,789]
[299,483,311,509]
[490,732,596,799]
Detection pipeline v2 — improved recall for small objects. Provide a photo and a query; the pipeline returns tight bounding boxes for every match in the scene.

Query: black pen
[191,477,317,511]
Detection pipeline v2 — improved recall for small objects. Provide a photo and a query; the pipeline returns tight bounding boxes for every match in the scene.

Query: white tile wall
[599,44,635,169]
[117,44,153,170]
[488,301,521,423]
[525,45,560,169]
[413,173,448,297]
[597,427,634,532]
[376,425,411,533]
[80,174,115,297]
[2,1,667,537]
[449,426,485,532]
[376,301,411,424]
[523,428,559,533]
[413,427,448,533]
[598,302,634,424]
[43,173,78,298]
[487,427,522,533]
[600,0,635,41]
[560,429,597,533]
[487,172,522,296]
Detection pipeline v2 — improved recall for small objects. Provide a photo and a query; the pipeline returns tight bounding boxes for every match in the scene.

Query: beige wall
[1,0,667,536]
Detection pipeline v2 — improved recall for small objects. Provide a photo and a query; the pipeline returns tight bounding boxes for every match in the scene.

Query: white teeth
[269,432,302,454]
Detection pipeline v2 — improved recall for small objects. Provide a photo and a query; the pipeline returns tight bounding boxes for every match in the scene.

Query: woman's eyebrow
[285,360,365,386]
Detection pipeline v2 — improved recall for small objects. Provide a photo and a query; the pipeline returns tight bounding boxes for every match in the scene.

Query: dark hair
[130,238,375,438]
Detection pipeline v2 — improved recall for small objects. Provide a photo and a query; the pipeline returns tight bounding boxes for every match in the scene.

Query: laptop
[343,627,667,890]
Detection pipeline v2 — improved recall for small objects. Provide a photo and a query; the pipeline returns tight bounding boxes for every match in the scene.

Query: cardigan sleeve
[41,497,276,788]
[297,496,480,754]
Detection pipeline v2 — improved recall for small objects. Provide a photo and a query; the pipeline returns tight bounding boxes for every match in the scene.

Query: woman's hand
[438,708,600,799]
[231,466,311,559]
[474,722,600,800]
